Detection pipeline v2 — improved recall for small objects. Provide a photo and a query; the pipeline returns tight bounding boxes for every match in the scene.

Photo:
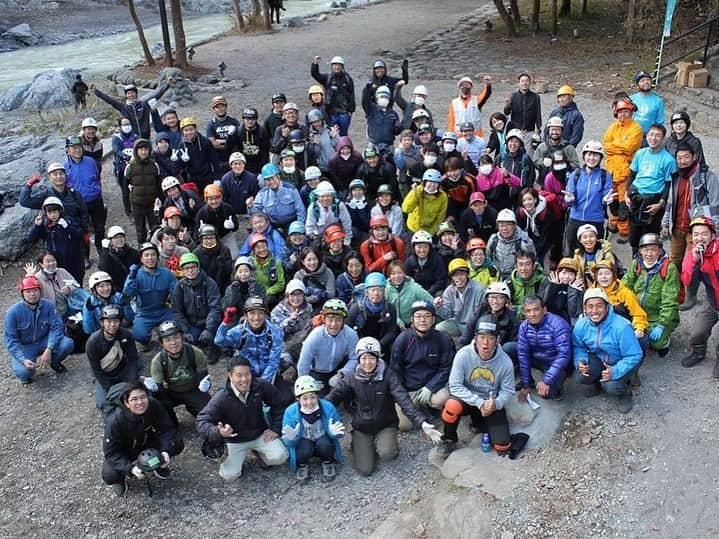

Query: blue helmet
[288,221,306,235]
[364,272,387,289]
[422,169,442,183]
[261,162,280,178]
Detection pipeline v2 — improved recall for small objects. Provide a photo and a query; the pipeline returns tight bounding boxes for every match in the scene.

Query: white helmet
[506,128,523,142]
[107,225,126,239]
[412,85,428,96]
[228,152,246,165]
[546,116,564,128]
[161,176,181,192]
[46,162,65,174]
[581,140,605,158]
[411,108,430,120]
[458,76,473,87]
[81,117,98,129]
[356,336,382,358]
[330,56,345,65]
[486,281,511,300]
[411,230,433,245]
[496,208,517,223]
[89,271,112,290]
[375,85,391,97]
[576,223,598,240]
[304,166,322,181]
[286,279,307,295]
[315,181,335,196]
[294,375,322,397]
[282,102,299,112]
[42,196,64,210]
[583,287,609,305]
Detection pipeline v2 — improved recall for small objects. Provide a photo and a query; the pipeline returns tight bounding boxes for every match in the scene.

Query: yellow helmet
[448,258,470,276]
[557,85,575,97]
[308,84,324,96]
[179,117,196,130]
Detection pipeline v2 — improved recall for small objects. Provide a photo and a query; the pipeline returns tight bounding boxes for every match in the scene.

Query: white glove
[563,190,575,204]
[328,373,342,388]
[101,238,110,249]
[130,465,144,479]
[57,218,67,228]
[148,98,158,110]
[282,422,300,441]
[223,217,235,230]
[226,125,236,136]
[128,184,133,192]
[602,190,617,204]
[160,451,170,467]
[328,418,345,437]
[422,421,442,444]
[198,375,212,393]
[413,386,432,406]
[542,157,552,168]
[171,149,179,162]
[143,377,159,392]
[180,148,190,162]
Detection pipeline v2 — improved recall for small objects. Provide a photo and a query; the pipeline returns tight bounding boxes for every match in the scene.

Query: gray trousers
[690,303,719,350]
[351,427,398,477]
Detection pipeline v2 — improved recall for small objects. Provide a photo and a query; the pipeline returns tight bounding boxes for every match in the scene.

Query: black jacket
[405,250,448,296]
[86,328,139,391]
[311,64,356,115]
[98,245,141,292]
[178,134,221,190]
[355,160,400,201]
[222,279,267,310]
[193,243,233,293]
[457,205,498,242]
[347,300,399,355]
[503,89,542,132]
[459,301,519,347]
[391,328,453,392]
[230,124,270,174]
[196,378,288,444]
[171,270,223,334]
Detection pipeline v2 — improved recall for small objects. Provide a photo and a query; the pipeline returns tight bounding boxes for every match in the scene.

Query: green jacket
[508,265,548,317]
[622,256,680,330]
[385,276,433,329]
[251,254,286,297]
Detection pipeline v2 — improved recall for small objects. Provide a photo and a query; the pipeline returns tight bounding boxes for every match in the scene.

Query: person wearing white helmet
[486,208,535,280]
[327,336,441,476]
[80,117,104,173]
[270,101,307,161]
[83,270,135,335]
[311,55,356,136]
[362,84,401,151]
[271,279,314,375]
[394,80,434,132]
[364,57,409,108]
[533,115,580,181]
[571,222,619,287]
[281,375,345,481]
[459,281,519,360]
[220,151,260,217]
[98,225,141,290]
[110,116,140,215]
[448,74,492,137]
[501,128,536,190]
[572,287,643,414]
[306,108,340,174]
[305,180,353,243]
[159,175,202,230]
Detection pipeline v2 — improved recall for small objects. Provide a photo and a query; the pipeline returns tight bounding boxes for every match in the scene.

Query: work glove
[180,148,190,162]
[171,149,179,162]
[143,377,159,392]
[130,465,144,479]
[26,175,41,187]
[282,422,300,441]
[198,330,213,345]
[328,418,345,437]
[160,451,170,467]
[563,190,575,204]
[413,386,432,406]
[57,218,68,228]
[148,98,158,110]
[328,373,343,388]
[226,125,236,136]
[223,217,235,230]
[649,325,664,342]
[421,421,442,444]
[129,264,140,278]
[101,238,110,249]
[198,375,212,393]
[223,306,238,325]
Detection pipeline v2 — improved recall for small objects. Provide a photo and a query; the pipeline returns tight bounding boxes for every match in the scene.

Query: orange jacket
[601,119,643,182]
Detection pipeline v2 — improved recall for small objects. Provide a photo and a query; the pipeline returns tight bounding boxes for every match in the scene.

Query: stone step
[661,81,719,133]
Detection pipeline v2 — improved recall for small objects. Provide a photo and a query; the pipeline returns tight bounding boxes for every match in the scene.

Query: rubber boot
[679,282,699,311]
[681,344,706,368]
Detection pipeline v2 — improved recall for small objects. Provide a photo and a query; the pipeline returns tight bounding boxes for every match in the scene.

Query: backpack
[159,344,197,388]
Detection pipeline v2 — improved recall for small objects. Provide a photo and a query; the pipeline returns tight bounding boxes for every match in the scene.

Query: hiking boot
[51,364,68,374]
[321,461,336,480]
[681,349,706,368]
[296,465,309,482]
[436,439,457,458]
[657,346,670,358]
[153,467,170,480]
[617,394,633,414]
[584,382,602,397]
[713,360,719,380]
[113,478,128,497]
[206,347,220,365]
[629,370,641,390]
[20,378,32,386]
[679,285,698,311]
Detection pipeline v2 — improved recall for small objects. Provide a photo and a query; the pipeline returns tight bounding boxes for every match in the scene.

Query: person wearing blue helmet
[401,168,448,235]
[249,162,306,231]
[347,272,399,360]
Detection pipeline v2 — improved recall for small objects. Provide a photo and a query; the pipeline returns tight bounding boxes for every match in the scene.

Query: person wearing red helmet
[4,276,74,384]
[360,214,406,275]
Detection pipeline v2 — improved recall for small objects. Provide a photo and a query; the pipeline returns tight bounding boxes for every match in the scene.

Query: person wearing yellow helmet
[306,84,330,126]
[544,84,584,147]
[177,116,221,192]
[434,258,486,338]
[207,96,241,173]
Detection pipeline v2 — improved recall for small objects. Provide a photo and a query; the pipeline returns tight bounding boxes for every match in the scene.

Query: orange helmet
[204,184,222,200]
[370,214,390,229]
[466,237,487,252]
[324,224,346,244]
[613,97,637,117]
[441,398,464,423]
[163,206,181,219]
[690,215,716,234]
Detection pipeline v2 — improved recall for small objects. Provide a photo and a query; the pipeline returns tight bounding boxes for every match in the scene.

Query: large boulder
[2,23,38,46]
[441,446,525,499]
[0,205,35,260]
[1,69,78,111]
[0,134,66,196]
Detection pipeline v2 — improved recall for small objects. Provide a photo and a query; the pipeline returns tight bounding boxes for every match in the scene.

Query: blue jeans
[12,336,74,381]
[330,113,351,137]
[132,308,174,344]
[574,352,638,396]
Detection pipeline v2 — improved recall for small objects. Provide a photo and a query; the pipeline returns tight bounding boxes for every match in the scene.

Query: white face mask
[292,144,305,153]
[121,125,133,134]
[377,97,390,108]
[553,162,567,171]
[479,164,493,175]
[340,153,351,160]
[283,165,296,174]
[643,258,658,269]
[424,156,437,166]
[443,142,456,153]
[44,267,57,275]
[542,157,553,168]
[424,183,439,194]
[300,403,320,414]
[413,96,426,106]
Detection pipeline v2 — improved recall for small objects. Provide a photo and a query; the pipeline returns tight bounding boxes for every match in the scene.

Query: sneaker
[616,235,629,244]
[51,364,68,374]
[678,293,697,311]
[20,378,32,386]
[296,465,309,482]
[617,394,633,414]
[153,467,170,480]
[681,351,705,368]
[321,461,336,480]
[436,439,457,458]
[113,478,128,497]
[584,382,602,398]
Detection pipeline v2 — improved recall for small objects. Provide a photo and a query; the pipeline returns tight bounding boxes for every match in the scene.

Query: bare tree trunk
[158,0,173,66]
[625,0,639,43]
[170,0,188,69]
[250,0,261,23]
[508,0,521,25]
[552,0,558,35]
[261,0,271,30]
[493,0,517,36]
[127,0,154,66]
[581,0,588,16]
[531,0,541,34]
[559,0,571,17]
[231,0,245,30]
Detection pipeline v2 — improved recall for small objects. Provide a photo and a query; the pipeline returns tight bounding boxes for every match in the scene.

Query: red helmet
[369,215,390,229]
[466,237,487,252]
[249,232,268,249]
[163,206,181,219]
[324,224,346,243]
[19,275,41,293]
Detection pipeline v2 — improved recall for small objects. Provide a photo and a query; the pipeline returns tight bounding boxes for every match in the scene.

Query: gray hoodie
[448,342,515,410]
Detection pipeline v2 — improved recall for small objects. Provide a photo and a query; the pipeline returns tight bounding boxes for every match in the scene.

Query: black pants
[102,433,184,485]
[629,207,662,254]
[442,398,510,448]
[565,218,605,256]
[86,197,107,252]
[133,203,155,244]
[159,388,211,425]
[118,169,132,214]
[295,435,335,465]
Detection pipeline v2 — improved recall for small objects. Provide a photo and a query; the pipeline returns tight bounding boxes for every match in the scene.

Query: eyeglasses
[413,314,434,320]
[128,395,148,404]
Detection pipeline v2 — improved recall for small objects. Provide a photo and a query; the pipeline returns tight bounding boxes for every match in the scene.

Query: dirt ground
[1,0,718,537]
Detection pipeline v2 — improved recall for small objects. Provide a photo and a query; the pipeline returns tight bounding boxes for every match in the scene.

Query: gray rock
[1,69,78,111]
[0,134,66,196]
[2,23,38,46]
[286,17,305,28]
[505,394,539,426]
[441,447,523,499]
[428,492,492,537]
[0,205,35,260]
[369,511,423,539]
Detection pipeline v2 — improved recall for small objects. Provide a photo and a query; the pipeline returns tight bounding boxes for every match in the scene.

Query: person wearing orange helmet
[360,214,406,275]
[5,276,74,384]
[195,183,240,257]
[321,224,353,277]
[150,205,196,251]
[465,236,499,286]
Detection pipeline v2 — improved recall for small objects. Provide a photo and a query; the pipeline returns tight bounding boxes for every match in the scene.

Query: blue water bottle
[481,433,491,453]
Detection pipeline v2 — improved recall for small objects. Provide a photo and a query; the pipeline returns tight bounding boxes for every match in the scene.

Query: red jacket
[681,238,719,309]
[360,235,407,274]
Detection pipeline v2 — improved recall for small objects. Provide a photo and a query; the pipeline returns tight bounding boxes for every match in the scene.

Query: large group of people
[5,59,718,497]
